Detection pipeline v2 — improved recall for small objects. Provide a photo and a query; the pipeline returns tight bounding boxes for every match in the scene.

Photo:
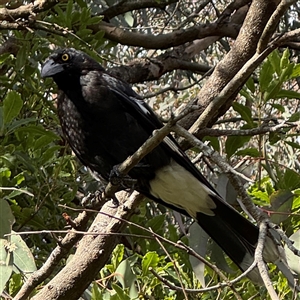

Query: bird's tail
[195,196,262,282]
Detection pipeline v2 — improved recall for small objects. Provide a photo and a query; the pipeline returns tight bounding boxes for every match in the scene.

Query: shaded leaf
[0,200,15,238]
[269,190,294,224]
[225,135,251,158]
[232,102,253,126]
[236,148,260,157]
[3,91,23,125]
[285,230,300,275]
[115,259,138,299]
[0,239,13,294]
[11,232,37,274]
[188,222,208,287]
[283,169,300,190]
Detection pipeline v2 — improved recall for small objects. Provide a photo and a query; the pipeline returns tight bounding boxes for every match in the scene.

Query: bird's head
[41,48,103,80]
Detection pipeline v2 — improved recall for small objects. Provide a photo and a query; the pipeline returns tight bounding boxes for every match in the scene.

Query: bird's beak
[41,59,64,78]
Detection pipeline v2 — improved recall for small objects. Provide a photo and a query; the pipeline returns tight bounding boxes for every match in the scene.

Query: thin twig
[255,221,279,300]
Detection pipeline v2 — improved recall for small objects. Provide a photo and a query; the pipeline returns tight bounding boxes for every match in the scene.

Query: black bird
[41,48,276,282]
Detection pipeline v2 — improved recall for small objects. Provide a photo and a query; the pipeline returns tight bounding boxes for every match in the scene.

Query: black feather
[41,48,267,280]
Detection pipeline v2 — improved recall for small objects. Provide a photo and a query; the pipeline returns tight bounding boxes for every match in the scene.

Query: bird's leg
[109,165,137,190]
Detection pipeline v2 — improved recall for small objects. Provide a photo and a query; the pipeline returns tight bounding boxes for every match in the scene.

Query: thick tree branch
[180,0,281,133]
[100,0,178,21]
[30,191,143,300]
[14,207,101,300]
[0,0,59,21]
[88,21,240,49]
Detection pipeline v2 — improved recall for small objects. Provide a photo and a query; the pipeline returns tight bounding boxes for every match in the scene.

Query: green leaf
[285,141,300,150]
[3,91,23,125]
[142,251,159,275]
[225,135,251,159]
[115,259,138,299]
[291,63,300,78]
[210,242,235,274]
[271,103,285,113]
[0,53,12,65]
[15,125,58,140]
[0,200,15,238]
[268,50,281,75]
[15,45,28,70]
[146,214,165,234]
[124,12,134,27]
[232,102,253,126]
[111,283,131,300]
[269,190,294,224]
[245,76,255,93]
[285,230,300,275]
[0,239,13,294]
[236,148,260,157]
[275,89,300,100]
[287,112,300,122]
[66,0,73,27]
[11,232,37,273]
[188,222,208,287]
[259,59,274,93]
[280,48,290,70]
[111,244,124,271]
[283,169,300,190]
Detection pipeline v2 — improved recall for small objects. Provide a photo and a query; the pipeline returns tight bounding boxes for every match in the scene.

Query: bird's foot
[109,165,137,190]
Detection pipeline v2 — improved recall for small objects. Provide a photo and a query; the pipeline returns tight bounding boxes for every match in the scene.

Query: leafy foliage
[0,1,300,299]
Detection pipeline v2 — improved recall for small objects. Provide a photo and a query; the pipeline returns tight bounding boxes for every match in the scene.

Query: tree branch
[100,0,178,21]
[88,21,240,49]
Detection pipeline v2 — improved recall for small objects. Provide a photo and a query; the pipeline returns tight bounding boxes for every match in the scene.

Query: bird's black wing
[103,74,261,278]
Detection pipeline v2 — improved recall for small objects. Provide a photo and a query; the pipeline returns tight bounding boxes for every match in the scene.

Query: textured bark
[180,0,281,135]
[30,192,143,300]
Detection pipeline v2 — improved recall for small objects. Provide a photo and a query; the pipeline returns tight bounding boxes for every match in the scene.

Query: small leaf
[288,112,300,122]
[291,63,300,78]
[232,102,253,126]
[271,103,285,113]
[259,59,274,93]
[245,76,255,93]
[188,222,208,287]
[111,244,124,271]
[285,141,300,150]
[0,200,15,238]
[124,12,134,27]
[267,50,281,75]
[236,148,260,157]
[210,242,235,274]
[3,91,23,125]
[142,251,159,275]
[283,169,300,190]
[115,259,138,299]
[0,239,13,294]
[275,89,300,100]
[280,48,290,70]
[111,283,131,300]
[269,190,294,224]
[216,173,237,205]
[11,232,37,274]
[285,230,300,275]
[225,135,251,158]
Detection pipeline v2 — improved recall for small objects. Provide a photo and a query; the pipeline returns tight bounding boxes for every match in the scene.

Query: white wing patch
[149,160,217,217]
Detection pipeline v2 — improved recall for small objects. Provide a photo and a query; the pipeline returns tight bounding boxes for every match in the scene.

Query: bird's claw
[109,165,137,190]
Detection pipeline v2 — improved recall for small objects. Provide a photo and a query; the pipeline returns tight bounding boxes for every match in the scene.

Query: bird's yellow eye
[61,53,69,61]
